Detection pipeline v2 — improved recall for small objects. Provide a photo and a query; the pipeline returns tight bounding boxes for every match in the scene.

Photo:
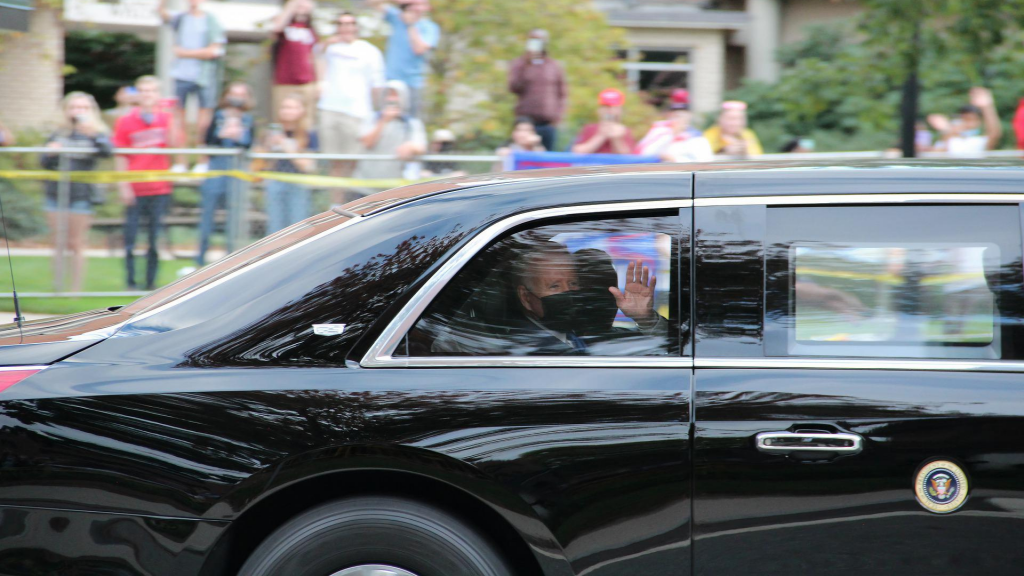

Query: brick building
[0,6,65,132]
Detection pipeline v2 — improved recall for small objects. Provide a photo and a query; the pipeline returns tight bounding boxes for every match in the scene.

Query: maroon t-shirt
[274,21,317,85]
[574,123,637,155]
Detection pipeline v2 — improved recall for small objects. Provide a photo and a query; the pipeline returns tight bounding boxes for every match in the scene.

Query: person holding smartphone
[571,88,636,155]
[259,94,319,234]
[39,92,114,292]
[195,82,255,266]
[368,0,440,118]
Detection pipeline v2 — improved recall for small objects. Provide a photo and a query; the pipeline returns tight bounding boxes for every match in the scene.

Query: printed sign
[507,151,661,171]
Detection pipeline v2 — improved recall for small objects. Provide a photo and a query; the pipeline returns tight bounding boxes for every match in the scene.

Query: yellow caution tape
[256,171,411,189]
[0,169,417,189]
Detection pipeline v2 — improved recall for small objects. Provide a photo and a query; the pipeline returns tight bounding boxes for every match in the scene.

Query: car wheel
[238,495,515,576]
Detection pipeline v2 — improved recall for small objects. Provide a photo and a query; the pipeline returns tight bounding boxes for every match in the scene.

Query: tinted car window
[405,214,684,357]
[765,205,1024,359]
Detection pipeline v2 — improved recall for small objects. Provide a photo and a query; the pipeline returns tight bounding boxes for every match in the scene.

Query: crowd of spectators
[0,0,1015,291]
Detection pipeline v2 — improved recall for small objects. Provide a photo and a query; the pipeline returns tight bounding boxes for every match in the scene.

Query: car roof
[339,159,1024,217]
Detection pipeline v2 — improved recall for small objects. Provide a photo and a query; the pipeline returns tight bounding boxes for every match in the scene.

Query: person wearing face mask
[635,89,713,162]
[509,243,661,355]
[703,100,762,158]
[195,82,255,266]
[508,29,566,152]
[571,88,636,155]
[270,0,319,128]
[929,87,1002,158]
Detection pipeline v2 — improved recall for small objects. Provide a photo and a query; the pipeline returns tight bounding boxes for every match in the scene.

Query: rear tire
[238,495,515,576]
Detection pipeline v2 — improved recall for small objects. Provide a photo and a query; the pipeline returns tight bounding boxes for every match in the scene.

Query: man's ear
[517,285,532,313]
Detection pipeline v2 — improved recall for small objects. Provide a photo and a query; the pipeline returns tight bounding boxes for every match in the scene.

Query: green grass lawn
[0,256,195,316]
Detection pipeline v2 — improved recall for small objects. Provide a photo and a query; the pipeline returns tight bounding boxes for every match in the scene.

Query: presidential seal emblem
[915,460,968,514]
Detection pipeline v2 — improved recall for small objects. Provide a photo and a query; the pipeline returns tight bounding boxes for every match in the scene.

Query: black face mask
[532,290,579,334]
[226,97,247,109]
[573,286,619,337]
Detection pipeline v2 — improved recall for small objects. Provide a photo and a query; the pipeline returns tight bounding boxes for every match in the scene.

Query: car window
[403,213,684,357]
[764,205,1024,359]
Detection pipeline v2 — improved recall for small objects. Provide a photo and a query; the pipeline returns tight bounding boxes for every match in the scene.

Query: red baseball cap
[598,88,625,107]
[668,89,689,110]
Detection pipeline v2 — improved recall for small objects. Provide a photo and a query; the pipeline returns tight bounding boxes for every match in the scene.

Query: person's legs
[265,180,286,235]
[143,195,170,290]
[123,199,141,288]
[194,84,218,172]
[271,84,288,125]
[301,83,319,129]
[45,212,63,289]
[196,178,224,266]
[173,80,198,169]
[328,111,363,205]
[534,122,557,152]
[319,110,350,205]
[408,86,423,119]
[284,183,311,229]
[67,212,92,293]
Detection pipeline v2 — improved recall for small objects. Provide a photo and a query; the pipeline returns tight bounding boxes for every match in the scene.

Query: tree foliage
[64,31,155,110]
[727,0,1024,152]
[420,0,656,150]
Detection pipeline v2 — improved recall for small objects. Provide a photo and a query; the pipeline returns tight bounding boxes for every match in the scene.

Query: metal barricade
[1,145,1021,300]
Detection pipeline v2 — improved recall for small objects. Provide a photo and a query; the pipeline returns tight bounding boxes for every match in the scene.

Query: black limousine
[1,160,1023,576]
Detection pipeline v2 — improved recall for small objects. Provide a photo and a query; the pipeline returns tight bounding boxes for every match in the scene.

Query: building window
[620,48,692,106]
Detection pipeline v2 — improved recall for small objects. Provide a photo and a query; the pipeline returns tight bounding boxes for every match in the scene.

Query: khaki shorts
[271,83,318,129]
[319,110,364,155]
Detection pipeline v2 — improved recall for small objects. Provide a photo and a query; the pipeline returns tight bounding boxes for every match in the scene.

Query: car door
[363,200,695,576]
[693,193,1024,575]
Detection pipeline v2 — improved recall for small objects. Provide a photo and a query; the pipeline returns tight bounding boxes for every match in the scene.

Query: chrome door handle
[756,431,863,454]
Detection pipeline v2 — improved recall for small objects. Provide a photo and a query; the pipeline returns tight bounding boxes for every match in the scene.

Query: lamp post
[900,21,921,158]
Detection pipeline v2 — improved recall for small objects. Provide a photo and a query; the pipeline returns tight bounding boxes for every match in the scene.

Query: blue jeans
[533,122,557,152]
[196,156,237,266]
[124,194,170,289]
[265,180,310,235]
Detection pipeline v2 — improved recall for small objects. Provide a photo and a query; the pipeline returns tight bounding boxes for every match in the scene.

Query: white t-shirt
[318,40,386,119]
[943,135,989,158]
[663,136,714,162]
